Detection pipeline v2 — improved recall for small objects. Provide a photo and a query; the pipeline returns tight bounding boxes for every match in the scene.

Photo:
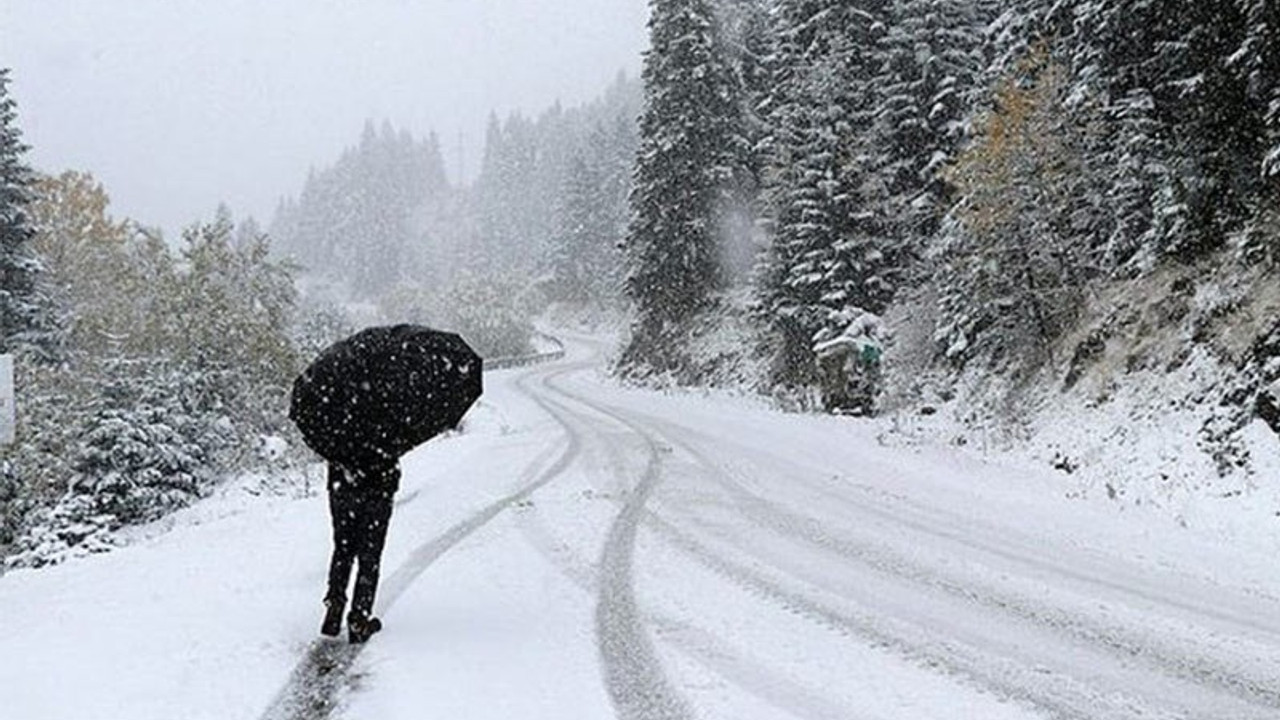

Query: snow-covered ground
[3,332,1280,719]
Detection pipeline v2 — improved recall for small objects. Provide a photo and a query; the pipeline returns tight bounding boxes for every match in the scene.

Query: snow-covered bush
[0,461,20,547]
[75,407,208,525]
[4,358,239,568]
[6,495,117,568]
[0,361,80,551]
[2,193,306,568]
[72,362,224,524]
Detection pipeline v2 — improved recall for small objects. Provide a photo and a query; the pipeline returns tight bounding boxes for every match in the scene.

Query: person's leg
[348,484,394,638]
[323,465,358,636]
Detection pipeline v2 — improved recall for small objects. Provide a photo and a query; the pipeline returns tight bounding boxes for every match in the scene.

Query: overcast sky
[0,0,650,239]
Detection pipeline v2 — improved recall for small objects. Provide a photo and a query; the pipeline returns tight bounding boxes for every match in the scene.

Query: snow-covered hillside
[875,263,1280,543]
[2,333,1279,719]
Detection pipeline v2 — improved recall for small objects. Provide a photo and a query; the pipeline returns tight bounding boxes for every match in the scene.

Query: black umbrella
[289,324,483,467]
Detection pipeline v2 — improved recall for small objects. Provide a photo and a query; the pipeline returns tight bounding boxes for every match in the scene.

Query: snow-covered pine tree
[1250,3,1280,176]
[719,0,773,168]
[473,110,559,277]
[531,102,577,270]
[1081,0,1259,262]
[1159,0,1257,260]
[620,0,748,373]
[1233,0,1280,265]
[549,153,609,304]
[874,0,993,255]
[1047,0,1159,273]
[0,69,50,356]
[755,0,893,388]
[598,109,640,260]
[548,115,639,306]
[1238,0,1279,178]
[0,69,37,541]
[175,210,299,400]
[270,121,447,299]
[350,121,414,296]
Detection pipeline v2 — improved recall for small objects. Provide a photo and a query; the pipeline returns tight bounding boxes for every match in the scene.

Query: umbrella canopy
[289,324,483,467]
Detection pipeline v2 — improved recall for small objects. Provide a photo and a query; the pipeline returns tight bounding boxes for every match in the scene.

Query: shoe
[348,615,383,644]
[320,599,345,637]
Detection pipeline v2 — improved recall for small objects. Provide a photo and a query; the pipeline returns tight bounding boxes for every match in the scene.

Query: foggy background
[0,0,650,238]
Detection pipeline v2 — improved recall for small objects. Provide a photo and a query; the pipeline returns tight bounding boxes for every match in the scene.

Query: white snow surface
[3,332,1280,719]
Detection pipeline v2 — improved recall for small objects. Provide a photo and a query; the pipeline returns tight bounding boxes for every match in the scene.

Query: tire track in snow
[644,512,1094,720]
[645,418,1280,716]
[640,410,1280,645]
[536,372,1083,719]
[258,362,583,720]
[524,379,870,720]
[527,336,1128,718]
[603,398,1280,719]
[594,431,692,720]
[668,454,1280,715]
[520,359,694,720]
[378,359,589,606]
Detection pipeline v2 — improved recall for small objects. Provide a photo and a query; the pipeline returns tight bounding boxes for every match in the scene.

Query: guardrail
[483,332,566,371]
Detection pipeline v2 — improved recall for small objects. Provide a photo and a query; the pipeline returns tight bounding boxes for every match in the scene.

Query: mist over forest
[268,73,643,358]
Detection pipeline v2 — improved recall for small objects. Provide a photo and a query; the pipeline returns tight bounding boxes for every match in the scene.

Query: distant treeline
[269,74,642,310]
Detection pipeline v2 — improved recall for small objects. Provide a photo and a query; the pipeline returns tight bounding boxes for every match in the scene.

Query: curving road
[273,333,1280,720]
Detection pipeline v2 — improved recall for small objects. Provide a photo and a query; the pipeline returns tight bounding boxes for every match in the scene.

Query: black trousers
[325,463,399,621]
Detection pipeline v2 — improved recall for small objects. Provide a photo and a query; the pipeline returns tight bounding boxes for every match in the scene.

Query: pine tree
[175,211,298,392]
[269,120,449,299]
[545,113,638,306]
[473,111,558,277]
[755,0,892,387]
[0,69,46,355]
[599,111,640,260]
[1235,0,1280,266]
[549,153,608,303]
[620,0,747,372]
[1081,0,1259,262]
[874,0,992,248]
[1239,0,1280,181]
[720,0,773,161]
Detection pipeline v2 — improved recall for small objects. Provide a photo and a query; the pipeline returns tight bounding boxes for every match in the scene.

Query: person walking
[290,324,483,645]
[320,457,400,644]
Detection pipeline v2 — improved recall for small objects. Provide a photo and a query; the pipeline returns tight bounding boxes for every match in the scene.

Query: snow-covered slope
[879,264,1280,544]
[2,332,1279,719]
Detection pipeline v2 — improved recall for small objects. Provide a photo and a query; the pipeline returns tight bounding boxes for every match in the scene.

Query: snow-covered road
[3,333,1280,719]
